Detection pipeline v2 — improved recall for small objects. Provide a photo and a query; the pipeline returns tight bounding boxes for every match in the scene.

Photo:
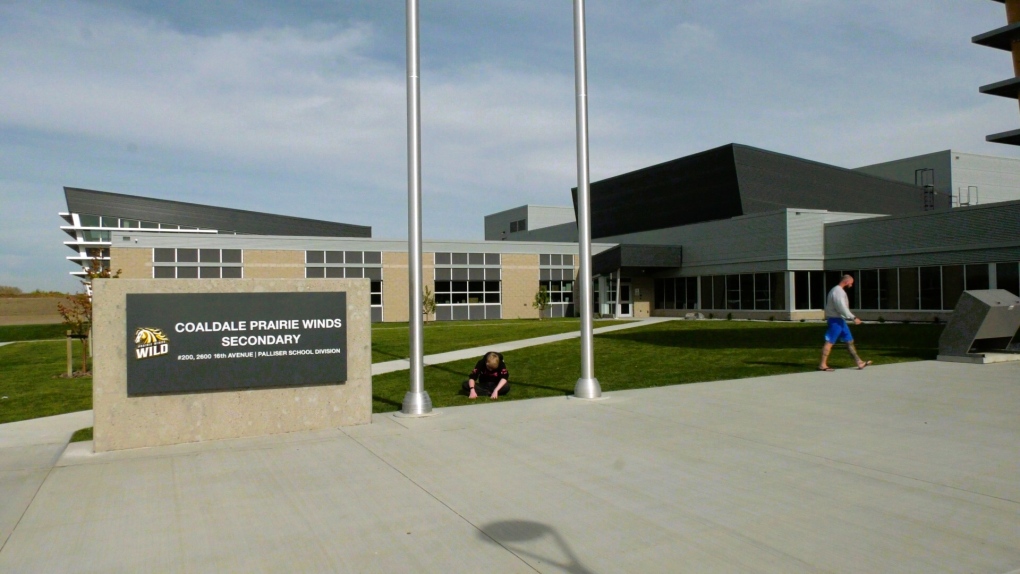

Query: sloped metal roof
[64,187,371,238]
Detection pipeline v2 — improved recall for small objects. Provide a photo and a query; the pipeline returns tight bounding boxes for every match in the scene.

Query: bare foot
[857,360,872,370]
[468,389,477,399]
[818,366,835,372]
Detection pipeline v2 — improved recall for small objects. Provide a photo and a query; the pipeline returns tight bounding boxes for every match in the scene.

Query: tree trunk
[80,338,89,374]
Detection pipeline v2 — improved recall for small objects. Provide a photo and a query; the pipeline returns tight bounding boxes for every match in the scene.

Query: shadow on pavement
[479,520,594,574]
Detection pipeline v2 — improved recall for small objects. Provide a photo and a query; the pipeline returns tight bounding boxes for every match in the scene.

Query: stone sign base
[91,279,371,452]
[937,352,1020,364]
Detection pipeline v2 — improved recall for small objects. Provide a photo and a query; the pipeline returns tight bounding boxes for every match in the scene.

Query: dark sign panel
[126,292,347,396]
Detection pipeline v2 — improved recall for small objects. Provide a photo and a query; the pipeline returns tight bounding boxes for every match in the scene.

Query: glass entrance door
[595,274,633,317]
[619,282,632,317]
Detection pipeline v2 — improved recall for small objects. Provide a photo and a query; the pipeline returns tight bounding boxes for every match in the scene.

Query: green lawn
[0,320,945,426]
[0,340,92,425]
[370,318,630,363]
[0,323,68,342]
[371,321,944,413]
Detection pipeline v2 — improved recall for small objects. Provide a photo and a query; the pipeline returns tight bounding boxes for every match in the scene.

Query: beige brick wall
[501,253,540,319]
[111,247,154,279]
[381,251,435,323]
[383,251,409,323]
[242,250,304,279]
[631,276,654,318]
[569,261,580,318]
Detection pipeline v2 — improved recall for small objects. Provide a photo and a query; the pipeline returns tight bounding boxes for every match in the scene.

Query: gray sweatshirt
[824,285,855,320]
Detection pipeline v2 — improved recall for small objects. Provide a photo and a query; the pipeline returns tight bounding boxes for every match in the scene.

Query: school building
[61,144,1020,322]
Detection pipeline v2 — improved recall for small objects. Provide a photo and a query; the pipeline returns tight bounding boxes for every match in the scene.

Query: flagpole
[572,0,601,399]
[401,0,432,415]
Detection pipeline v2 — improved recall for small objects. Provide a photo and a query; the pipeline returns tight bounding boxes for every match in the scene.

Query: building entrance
[594,273,632,317]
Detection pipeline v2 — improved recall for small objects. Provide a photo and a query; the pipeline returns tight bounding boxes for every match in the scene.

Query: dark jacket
[468,355,509,392]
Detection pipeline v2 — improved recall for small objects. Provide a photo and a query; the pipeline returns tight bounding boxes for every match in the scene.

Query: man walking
[819,274,872,371]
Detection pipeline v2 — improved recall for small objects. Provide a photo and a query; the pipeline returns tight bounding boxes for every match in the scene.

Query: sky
[0,0,1016,292]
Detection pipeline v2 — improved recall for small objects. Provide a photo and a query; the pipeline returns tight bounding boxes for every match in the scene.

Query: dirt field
[0,297,65,325]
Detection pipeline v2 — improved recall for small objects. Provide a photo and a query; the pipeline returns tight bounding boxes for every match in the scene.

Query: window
[509,219,527,233]
[81,230,110,242]
[965,264,989,291]
[655,277,701,311]
[899,267,919,310]
[879,269,898,310]
[859,269,879,310]
[726,275,740,309]
[794,272,810,310]
[770,273,785,311]
[919,266,941,310]
[699,273,785,311]
[739,274,754,310]
[753,273,770,310]
[942,265,964,310]
[713,275,726,310]
[664,279,676,308]
[152,248,243,279]
[305,250,384,321]
[997,262,1020,296]
[78,214,100,227]
[434,252,501,320]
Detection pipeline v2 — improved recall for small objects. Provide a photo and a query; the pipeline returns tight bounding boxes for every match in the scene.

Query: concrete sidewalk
[372,317,673,375]
[1,361,1017,572]
[0,410,93,549]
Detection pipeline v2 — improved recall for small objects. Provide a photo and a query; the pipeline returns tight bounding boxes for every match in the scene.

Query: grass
[371,321,944,413]
[70,427,93,442]
[0,340,92,425]
[0,319,945,426]
[0,323,69,342]
[370,318,630,363]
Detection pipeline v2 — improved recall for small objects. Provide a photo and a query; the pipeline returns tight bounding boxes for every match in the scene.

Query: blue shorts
[824,318,853,344]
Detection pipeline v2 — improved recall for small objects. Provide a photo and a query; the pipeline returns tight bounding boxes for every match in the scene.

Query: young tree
[422,286,436,323]
[532,285,550,320]
[57,258,121,375]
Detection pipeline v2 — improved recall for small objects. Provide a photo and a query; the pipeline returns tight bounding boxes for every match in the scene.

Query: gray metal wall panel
[824,200,1020,269]
[483,206,529,240]
[854,151,953,197]
[525,206,576,230]
[825,247,1020,270]
[950,152,1020,205]
[785,210,881,269]
[509,222,577,242]
[618,244,684,268]
[732,146,942,215]
[598,210,789,275]
[854,151,1020,207]
[574,144,744,239]
[65,187,371,238]
[592,247,622,276]
[573,143,942,241]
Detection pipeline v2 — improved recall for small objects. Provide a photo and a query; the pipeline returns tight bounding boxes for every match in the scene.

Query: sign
[126,292,347,395]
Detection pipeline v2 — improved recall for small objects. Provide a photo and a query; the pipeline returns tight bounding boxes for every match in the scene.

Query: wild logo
[134,327,169,360]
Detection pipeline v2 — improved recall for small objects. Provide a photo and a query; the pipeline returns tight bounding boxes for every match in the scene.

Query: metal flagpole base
[400,390,433,416]
[573,377,602,399]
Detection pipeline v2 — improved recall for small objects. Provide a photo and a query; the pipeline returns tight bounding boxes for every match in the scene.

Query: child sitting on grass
[463,351,510,400]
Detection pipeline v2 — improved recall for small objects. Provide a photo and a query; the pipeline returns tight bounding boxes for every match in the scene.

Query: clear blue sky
[1,0,1016,292]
